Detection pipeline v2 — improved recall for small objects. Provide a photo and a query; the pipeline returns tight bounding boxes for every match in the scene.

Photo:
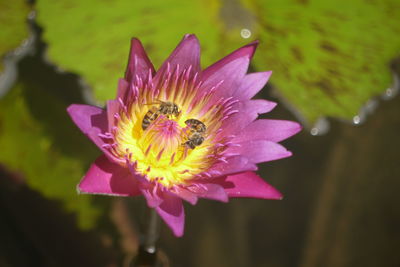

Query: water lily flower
[67,34,301,237]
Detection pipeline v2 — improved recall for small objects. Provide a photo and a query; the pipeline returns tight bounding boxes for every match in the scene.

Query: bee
[184,119,206,149]
[142,101,181,130]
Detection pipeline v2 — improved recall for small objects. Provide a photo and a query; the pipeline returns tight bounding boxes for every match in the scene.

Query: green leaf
[0,83,101,229]
[35,0,238,103]
[36,0,400,124]
[0,0,31,73]
[248,0,400,124]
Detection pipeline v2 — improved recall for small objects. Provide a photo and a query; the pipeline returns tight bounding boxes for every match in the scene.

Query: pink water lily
[67,34,301,237]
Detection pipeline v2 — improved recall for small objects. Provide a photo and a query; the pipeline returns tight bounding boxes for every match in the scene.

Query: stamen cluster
[99,65,239,187]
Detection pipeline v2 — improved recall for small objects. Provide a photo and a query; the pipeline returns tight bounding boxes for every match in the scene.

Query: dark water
[1,23,400,267]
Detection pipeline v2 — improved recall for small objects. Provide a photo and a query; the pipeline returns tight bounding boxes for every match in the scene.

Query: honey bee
[184,119,206,149]
[142,101,181,130]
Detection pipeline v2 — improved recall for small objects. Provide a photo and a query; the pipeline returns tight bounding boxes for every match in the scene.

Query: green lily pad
[35,0,400,124]
[248,0,400,124]
[35,0,238,103]
[0,0,31,73]
[0,83,101,229]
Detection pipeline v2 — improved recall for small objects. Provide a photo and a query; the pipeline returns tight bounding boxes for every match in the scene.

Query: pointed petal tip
[76,183,83,194]
[243,40,259,59]
[269,188,284,200]
[66,104,74,113]
[293,122,303,135]
[220,172,284,200]
[126,37,155,82]
[183,33,198,40]
[66,103,84,117]
[172,226,184,237]
[179,34,200,48]
[270,101,278,110]
[130,37,140,44]
[76,179,97,195]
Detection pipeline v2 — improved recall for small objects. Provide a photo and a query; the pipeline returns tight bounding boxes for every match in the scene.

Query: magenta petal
[156,194,185,237]
[141,186,164,208]
[67,104,118,159]
[116,78,129,103]
[125,38,155,83]
[197,42,259,101]
[209,155,257,177]
[193,183,228,202]
[106,99,120,130]
[226,140,292,163]
[172,186,198,205]
[233,119,302,143]
[155,34,200,83]
[222,99,277,135]
[244,99,277,114]
[200,57,250,101]
[78,155,141,196]
[202,41,258,81]
[67,104,107,134]
[235,71,272,100]
[217,172,282,199]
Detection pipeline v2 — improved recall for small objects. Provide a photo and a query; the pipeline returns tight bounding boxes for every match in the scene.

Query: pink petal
[67,104,118,160]
[208,155,257,177]
[106,99,120,130]
[198,184,228,202]
[154,34,201,85]
[186,183,228,202]
[156,194,185,237]
[116,78,129,103]
[67,104,107,133]
[200,57,250,101]
[234,71,272,100]
[225,140,292,163]
[125,38,155,83]
[202,41,258,81]
[221,99,277,135]
[78,155,141,196]
[216,172,282,199]
[233,119,302,143]
[141,185,164,208]
[196,42,258,102]
[172,186,198,205]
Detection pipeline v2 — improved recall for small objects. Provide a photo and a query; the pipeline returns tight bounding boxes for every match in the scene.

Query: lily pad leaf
[0,0,32,95]
[0,0,31,73]
[249,0,400,124]
[0,83,101,229]
[35,0,234,103]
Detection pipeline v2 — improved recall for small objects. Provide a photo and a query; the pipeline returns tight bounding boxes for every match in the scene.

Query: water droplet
[385,88,393,98]
[310,117,330,136]
[310,128,319,136]
[352,115,361,125]
[147,246,156,254]
[240,29,251,39]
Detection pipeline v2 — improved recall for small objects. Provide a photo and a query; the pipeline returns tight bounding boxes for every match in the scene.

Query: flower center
[139,115,184,168]
[113,103,214,187]
[109,66,238,188]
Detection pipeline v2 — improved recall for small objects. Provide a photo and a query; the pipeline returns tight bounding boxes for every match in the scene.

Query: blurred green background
[1,0,399,266]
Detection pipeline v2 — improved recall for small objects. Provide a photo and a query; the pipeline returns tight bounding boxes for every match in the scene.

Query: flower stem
[143,208,160,254]
[130,203,163,267]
